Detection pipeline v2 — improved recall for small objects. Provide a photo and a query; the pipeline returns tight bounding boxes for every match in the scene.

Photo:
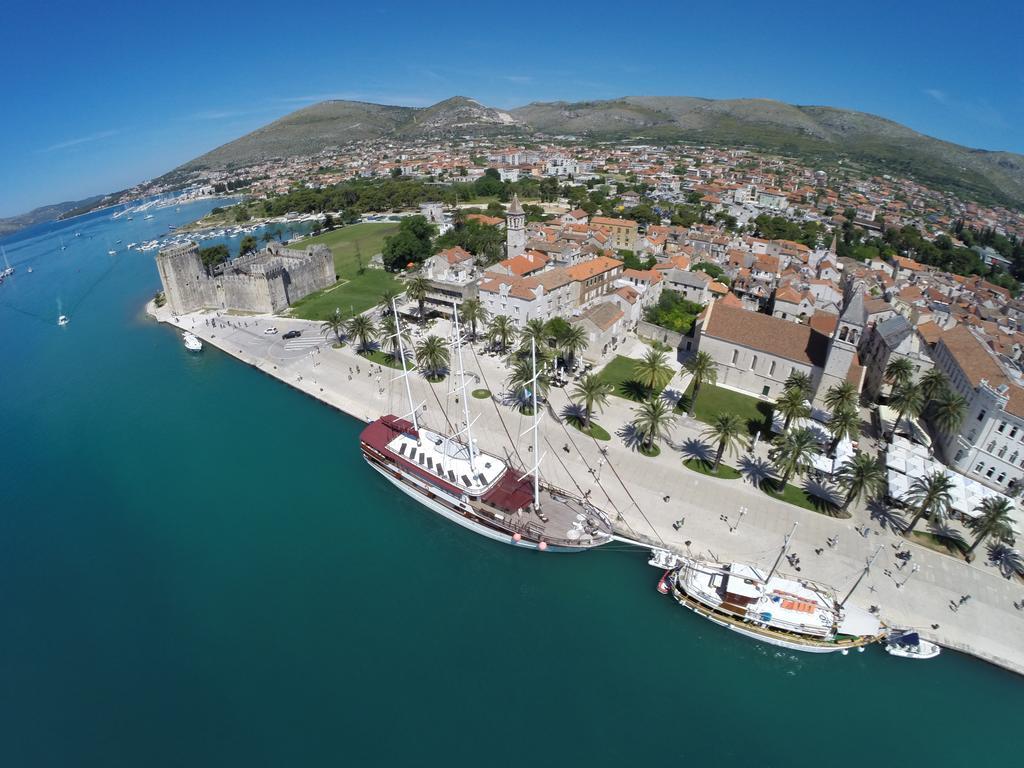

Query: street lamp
[730,506,748,533]
[896,564,920,589]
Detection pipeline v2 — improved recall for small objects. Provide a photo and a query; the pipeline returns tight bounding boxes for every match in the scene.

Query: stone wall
[636,320,683,349]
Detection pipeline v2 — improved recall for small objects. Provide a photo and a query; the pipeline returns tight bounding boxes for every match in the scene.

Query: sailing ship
[0,246,14,283]
[359,302,614,552]
[652,527,883,653]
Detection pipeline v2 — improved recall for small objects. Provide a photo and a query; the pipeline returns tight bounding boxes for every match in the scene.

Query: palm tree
[380,314,411,361]
[966,497,1016,558]
[633,348,674,394]
[919,367,949,403]
[632,397,677,454]
[346,314,378,354]
[887,382,924,442]
[884,357,915,391]
[931,389,967,435]
[519,318,548,353]
[784,370,813,398]
[507,356,550,406]
[380,287,399,314]
[460,298,488,340]
[769,427,820,489]
[485,315,517,353]
[416,334,449,380]
[682,351,718,417]
[319,309,345,344]
[701,413,749,473]
[824,380,858,414]
[572,373,612,429]
[775,386,810,432]
[557,323,589,370]
[827,405,860,456]
[837,453,886,513]
[404,275,430,322]
[903,470,955,535]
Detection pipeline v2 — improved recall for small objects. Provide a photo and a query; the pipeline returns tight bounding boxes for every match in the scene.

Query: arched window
[839,327,849,342]
[1011,451,1018,464]
[997,472,1007,484]
[998,445,1007,458]
[987,440,996,452]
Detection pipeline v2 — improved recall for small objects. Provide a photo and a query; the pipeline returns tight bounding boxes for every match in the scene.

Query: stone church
[156,240,335,315]
[691,288,867,407]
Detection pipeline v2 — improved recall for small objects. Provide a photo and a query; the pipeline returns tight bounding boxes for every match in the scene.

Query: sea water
[1,202,1021,767]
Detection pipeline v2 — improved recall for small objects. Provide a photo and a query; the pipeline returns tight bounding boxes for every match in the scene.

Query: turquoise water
[1,203,1021,767]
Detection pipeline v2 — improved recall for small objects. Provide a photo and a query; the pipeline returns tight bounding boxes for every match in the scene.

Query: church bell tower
[506,194,526,259]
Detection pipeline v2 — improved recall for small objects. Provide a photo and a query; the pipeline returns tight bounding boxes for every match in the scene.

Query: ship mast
[765,522,798,583]
[839,546,882,607]
[450,303,477,472]
[391,298,421,438]
[531,337,540,509]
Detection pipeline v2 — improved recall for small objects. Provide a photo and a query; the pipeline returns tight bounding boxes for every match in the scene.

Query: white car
[264,327,278,335]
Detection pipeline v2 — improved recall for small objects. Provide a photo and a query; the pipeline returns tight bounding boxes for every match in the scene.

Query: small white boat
[108,249,117,256]
[144,214,155,220]
[884,630,940,660]
[58,315,69,326]
[183,332,203,352]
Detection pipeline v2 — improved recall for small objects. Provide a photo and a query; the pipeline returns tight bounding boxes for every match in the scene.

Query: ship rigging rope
[467,341,528,470]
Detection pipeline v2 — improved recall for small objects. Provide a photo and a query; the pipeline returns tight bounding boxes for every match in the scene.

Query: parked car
[264,327,278,335]
[283,330,302,339]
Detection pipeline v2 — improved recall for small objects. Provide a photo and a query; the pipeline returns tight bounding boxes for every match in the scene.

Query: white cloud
[502,75,532,84]
[924,88,948,104]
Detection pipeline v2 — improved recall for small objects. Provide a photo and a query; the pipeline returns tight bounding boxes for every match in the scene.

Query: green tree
[198,244,230,269]
[884,357,915,391]
[887,383,924,442]
[632,397,677,454]
[837,453,886,513]
[784,370,813,398]
[824,381,859,414]
[381,215,437,271]
[238,234,258,257]
[701,413,749,473]
[775,386,810,432]
[485,315,517,353]
[903,471,955,535]
[380,314,411,361]
[770,427,820,489]
[682,351,718,417]
[572,374,613,429]
[319,309,345,344]
[460,298,488,340]
[404,275,430,322]
[519,318,549,354]
[416,335,449,381]
[346,314,378,354]
[931,389,967,435]
[506,357,550,407]
[556,323,589,369]
[828,405,860,456]
[919,368,949,403]
[633,349,674,394]
[965,497,1016,558]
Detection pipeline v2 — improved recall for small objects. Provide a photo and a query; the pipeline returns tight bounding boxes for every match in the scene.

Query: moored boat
[884,630,940,660]
[182,332,202,352]
[653,529,883,653]
[359,301,613,552]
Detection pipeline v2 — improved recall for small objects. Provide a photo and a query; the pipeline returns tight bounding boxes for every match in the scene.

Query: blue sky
[1,0,1021,217]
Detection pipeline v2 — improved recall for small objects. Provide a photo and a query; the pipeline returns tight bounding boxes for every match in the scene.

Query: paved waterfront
[156,305,1024,674]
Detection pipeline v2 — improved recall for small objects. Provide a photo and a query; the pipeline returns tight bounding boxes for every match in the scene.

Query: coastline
[148,300,1024,678]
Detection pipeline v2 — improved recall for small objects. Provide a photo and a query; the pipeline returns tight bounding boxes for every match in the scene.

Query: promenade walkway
[155,305,1024,675]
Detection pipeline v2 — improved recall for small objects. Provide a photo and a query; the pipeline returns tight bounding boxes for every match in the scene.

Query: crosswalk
[283,336,324,351]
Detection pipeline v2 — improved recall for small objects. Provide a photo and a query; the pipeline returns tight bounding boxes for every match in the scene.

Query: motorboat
[884,630,940,660]
[58,315,69,326]
[182,332,202,352]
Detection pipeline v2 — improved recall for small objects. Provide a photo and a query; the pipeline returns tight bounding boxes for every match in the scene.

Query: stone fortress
[156,241,335,315]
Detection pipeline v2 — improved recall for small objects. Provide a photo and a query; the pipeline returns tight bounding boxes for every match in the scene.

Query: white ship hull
[365,457,583,553]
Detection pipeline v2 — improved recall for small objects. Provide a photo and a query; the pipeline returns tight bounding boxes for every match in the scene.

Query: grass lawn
[638,444,662,458]
[760,478,845,517]
[362,349,410,370]
[472,388,491,399]
[596,355,662,402]
[678,382,773,437]
[568,420,611,441]
[911,531,967,559]
[683,457,741,479]
[286,223,401,321]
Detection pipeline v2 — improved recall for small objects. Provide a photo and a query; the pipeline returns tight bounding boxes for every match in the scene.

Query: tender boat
[58,315,69,326]
[182,332,202,352]
[653,529,884,654]
[884,630,940,660]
